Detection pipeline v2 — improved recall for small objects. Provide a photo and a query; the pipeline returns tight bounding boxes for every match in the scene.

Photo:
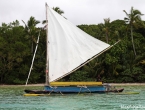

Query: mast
[45,3,49,85]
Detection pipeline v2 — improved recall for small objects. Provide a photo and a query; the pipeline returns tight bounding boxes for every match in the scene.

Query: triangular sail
[46,6,110,82]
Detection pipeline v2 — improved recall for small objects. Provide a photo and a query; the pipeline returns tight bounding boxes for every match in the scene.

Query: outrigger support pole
[48,86,64,95]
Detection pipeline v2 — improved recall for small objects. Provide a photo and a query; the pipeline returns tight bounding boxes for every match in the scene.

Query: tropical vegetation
[0,7,145,84]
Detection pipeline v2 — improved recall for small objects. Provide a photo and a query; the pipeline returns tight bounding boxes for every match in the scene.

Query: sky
[0,0,145,27]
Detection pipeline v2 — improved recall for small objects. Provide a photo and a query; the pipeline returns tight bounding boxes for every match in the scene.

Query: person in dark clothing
[96,74,101,81]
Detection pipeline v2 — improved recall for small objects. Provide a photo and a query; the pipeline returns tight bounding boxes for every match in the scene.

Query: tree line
[0,7,145,84]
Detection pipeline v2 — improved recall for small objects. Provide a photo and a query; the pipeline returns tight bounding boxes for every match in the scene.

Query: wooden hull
[24,86,124,94]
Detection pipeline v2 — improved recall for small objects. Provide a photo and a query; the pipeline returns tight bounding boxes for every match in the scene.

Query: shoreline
[1,83,145,87]
[110,83,145,86]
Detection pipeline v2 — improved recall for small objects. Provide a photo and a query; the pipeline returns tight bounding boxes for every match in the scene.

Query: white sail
[46,6,110,82]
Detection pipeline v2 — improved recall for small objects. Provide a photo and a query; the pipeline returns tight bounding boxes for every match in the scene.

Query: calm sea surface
[0,86,145,110]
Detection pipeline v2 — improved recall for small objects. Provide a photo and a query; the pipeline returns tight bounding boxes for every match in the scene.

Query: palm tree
[123,7,144,56]
[22,16,40,54]
[53,7,64,15]
[102,18,111,43]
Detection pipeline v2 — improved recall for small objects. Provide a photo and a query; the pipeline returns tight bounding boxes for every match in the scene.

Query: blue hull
[44,86,106,93]
[24,85,124,94]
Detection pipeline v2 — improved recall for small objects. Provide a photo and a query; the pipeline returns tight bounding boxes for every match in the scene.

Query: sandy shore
[110,83,145,86]
[1,83,145,87]
[0,84,44,87]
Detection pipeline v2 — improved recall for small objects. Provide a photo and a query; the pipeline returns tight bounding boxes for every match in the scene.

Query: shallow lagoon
[0,86,145,110]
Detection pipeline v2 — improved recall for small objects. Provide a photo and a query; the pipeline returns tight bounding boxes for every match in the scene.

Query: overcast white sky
[0,0,145,27]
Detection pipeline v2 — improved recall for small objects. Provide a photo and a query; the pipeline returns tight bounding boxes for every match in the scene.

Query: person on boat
[96,74,101,81]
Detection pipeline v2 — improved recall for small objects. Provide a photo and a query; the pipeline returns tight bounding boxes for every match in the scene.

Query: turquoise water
[0,86,145,110]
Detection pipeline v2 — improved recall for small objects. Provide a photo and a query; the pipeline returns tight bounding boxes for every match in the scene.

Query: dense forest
[0,7,145,84]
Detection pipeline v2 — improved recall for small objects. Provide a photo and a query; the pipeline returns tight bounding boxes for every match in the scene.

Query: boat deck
[50,82,102,86]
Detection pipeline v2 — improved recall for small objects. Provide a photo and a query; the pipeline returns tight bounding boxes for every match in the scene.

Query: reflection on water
[0,86,145,110]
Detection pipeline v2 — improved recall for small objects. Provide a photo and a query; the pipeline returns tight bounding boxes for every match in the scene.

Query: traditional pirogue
[24,3,124,95]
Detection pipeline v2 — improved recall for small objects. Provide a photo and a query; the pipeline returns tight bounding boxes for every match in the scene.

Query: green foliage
[0,6,145,84]
[120,67,144,82]
[69,71,92,81]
